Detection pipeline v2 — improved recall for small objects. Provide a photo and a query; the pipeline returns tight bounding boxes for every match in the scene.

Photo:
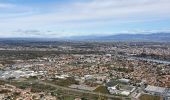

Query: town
[0,40,170,100]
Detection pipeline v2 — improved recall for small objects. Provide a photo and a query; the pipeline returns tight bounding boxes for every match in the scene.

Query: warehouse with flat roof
[145,85,166,96]
[145,85,170,99]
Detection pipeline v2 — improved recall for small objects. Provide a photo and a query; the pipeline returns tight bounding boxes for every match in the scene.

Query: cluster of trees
[51,77,79,87]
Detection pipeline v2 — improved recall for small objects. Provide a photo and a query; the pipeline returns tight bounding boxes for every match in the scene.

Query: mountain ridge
[68,33,170,42]
[0,33,170,42]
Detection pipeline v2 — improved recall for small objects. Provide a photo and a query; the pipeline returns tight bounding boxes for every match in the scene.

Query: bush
[94,86,109,94]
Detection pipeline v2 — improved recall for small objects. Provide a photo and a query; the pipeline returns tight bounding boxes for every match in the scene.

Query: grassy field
[139,94,161,100]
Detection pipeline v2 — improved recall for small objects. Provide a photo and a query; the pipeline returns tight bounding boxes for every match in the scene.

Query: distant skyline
[0,0,170,38]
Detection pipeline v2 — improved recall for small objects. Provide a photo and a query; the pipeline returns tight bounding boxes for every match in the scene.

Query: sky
[0,0,170,38]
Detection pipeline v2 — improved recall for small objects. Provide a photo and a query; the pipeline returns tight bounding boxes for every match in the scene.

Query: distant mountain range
[68,33,170,42]
[0,33,170,42]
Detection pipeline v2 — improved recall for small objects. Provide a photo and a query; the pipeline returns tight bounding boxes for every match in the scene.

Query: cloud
[2,0,170,24]
[0,3,15,8]
[0,0,170,37]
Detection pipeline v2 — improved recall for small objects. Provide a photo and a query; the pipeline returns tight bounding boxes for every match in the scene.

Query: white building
[107,85,119,94]
[145,85,166,96]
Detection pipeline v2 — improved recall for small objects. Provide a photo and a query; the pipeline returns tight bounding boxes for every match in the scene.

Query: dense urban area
[0,40,169,100]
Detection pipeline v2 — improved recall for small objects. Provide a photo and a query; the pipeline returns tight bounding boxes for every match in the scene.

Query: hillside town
[0,41,170,100]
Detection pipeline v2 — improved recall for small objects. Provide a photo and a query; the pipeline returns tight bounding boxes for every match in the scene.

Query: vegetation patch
[139,94,161,100]
[94,86,109,94]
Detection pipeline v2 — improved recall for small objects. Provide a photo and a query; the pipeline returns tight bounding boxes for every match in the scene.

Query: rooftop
[145,85,166,93]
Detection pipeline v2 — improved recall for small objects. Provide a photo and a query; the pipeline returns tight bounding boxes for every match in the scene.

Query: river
[128,57,170,64]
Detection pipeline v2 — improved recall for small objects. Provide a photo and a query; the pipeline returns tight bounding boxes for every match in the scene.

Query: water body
[128,57,170,64]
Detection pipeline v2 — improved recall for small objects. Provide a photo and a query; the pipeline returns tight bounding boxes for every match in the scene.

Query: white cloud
[0,3,15,8]
[2,0,170,24]
[0,0,170,37]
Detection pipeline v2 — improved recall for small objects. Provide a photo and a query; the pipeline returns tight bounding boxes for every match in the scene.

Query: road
[27,80,130,100]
